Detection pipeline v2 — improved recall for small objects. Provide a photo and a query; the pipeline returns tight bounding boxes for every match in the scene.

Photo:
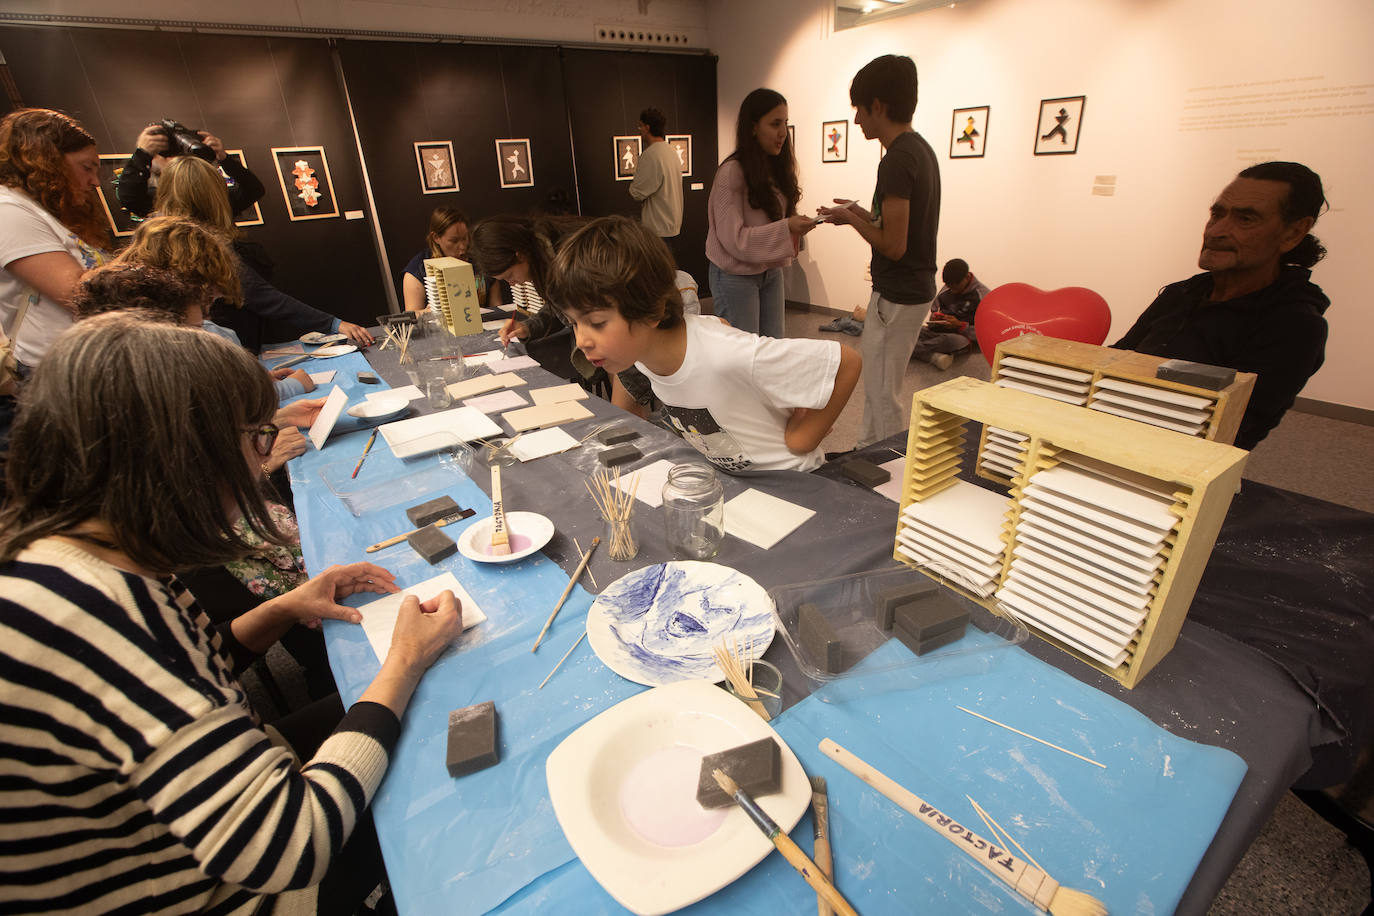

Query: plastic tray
[770,566,1029,684]
[318,446,472,517]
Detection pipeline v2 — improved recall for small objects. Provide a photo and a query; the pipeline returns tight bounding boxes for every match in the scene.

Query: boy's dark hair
[941,258,970,286]
[849,54,919,123]
[546,215,683,329]
[639,107,667,138]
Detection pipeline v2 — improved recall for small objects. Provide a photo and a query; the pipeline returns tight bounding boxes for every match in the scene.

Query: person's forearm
[357,654,425,719]
[229,600,296,655]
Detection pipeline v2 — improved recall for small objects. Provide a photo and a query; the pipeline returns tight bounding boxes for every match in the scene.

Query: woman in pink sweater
[705,88,816,337]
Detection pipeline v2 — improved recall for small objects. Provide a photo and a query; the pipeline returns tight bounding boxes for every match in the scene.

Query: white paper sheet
[367,384,423,402]
[612,459,675,508]
[482,319,507,330]
[723,488,816,549]
[510,427,579,461]
[487,355,539,373]
[463,350,503,366]
[378,407,503,458]
[874,457,907,502]
[463,390,528,414]
[308,371,336,384]
[357,573,487,663]
[308,386,349,451]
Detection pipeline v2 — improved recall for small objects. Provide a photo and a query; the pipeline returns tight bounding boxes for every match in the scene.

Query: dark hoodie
[1114,266,1329,450]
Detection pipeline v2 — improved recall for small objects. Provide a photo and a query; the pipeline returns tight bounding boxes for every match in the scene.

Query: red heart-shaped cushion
[974,283,1112,366]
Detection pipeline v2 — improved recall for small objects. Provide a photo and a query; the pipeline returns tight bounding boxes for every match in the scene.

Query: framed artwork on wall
[223,150,265,226]
[96,153,136,237]
[1034,96,1085,156]
[950,107,989,158]
[271,146,339,221]
[496,138,534,188]
[666,134,693,177]
[414,140,459,194]
[821,120,848,162]
[614,135,642,181]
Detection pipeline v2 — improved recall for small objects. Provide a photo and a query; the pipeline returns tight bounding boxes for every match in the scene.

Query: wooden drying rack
[897,376,1249,688]
[978,336,1256,488]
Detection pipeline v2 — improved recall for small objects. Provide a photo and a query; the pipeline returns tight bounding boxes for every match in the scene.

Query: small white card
[612,458,674,508]
[510,427,579,461]
[308,370,336,384]
[875,457,907,503]
[357,573,486,663]
[723,488,815,549]
[464,390,528,414]
[367,384,423,402]
[530,383,590,406]
[308,386,349,451]
[487,355,539,373]
[482,319,507,330]
[464,350,502,366]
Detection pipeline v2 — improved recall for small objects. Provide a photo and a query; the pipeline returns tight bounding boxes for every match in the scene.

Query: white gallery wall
[706,0,1374,411]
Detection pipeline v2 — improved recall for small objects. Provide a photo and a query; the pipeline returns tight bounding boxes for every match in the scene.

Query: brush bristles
[810,776,826,793]
[1048,886,1107,916]
[711,768,739,797]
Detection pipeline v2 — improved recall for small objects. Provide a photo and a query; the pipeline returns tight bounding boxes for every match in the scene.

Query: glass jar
[662,463,724,560]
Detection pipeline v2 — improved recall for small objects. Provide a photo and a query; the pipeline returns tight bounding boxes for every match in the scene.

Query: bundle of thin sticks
[585,467,639,560]
[712,636,776,721]
[381,323,414,361]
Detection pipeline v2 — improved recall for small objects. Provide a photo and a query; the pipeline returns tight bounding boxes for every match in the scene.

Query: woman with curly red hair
[0,108,112,374]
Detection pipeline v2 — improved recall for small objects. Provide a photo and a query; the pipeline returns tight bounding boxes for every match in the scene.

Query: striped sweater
[0,540,399,915]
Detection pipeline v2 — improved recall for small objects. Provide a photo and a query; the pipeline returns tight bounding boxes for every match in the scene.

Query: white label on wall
[689,182,704,191]
[344,209,365,220]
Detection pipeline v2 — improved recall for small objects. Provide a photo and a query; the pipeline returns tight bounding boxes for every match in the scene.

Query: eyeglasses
[249,423,280,457]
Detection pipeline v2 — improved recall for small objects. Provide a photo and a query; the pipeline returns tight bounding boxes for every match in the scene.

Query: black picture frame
[821,120,848,163]
[950,107,989,159]
[271,146,340,220]
[414,140,459,194]
[1034,96,1085,156]
[495,138,534,189]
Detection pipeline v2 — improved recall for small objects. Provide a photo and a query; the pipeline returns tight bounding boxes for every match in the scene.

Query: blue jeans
[708,262,784,337]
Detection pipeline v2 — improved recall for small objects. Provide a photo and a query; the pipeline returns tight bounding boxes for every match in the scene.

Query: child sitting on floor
[546,215,861,472]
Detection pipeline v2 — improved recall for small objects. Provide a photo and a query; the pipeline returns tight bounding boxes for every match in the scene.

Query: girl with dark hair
[0,108,112,372]
[704,88,816,337]
[468,213,587,347]
[0,314,461,915]
[401,206,497,312]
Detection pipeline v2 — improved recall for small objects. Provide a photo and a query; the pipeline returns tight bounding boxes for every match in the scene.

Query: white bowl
[347,397,409,423]
[457,511,554,563]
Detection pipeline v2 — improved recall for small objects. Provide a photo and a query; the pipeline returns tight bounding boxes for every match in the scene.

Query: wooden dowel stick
[956,706,1106,769]
[531,537,599,652]
[538,630,587,689]
[969,796,1044,873]
[572,537,598,590]
[819,738,1062,912]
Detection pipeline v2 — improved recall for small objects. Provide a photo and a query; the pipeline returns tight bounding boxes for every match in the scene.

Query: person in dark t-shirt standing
[821,54,941,446]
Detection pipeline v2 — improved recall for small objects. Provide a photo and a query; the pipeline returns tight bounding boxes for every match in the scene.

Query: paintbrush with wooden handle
[811,776,834,916]
[489,463,512,556]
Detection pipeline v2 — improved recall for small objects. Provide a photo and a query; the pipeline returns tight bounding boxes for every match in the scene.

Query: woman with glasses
[0,313,461,914]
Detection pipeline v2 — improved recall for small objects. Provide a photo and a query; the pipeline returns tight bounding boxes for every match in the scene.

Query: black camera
[157,119,216,162]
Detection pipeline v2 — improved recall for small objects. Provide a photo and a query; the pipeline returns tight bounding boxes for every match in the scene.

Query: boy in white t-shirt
[546,216,861,472]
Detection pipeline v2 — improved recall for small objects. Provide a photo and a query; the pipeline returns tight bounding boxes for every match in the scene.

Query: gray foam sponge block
[1155,358,1236,391]
[446,701,499,777]
[407,495,460,528]
[597,425,640,445]
[598,443,641,467]
[894,594,968,640]
[839,458,891,487]
[798,602,844,673]
[875,580,939,631]
[894,622,966,657]
[407,524,457,564]
[696,737,782,808]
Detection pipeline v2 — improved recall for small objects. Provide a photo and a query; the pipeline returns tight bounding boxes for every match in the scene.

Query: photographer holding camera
[115,120,265,220]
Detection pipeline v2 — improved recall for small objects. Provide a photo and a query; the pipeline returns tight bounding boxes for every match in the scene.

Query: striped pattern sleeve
[0,541,399,913]
[704,160,792,273]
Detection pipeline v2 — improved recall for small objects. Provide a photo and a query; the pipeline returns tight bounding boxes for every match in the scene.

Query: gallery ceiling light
[835,0,965,31]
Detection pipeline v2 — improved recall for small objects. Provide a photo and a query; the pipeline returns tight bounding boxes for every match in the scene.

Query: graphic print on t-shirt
[661,405,751,471]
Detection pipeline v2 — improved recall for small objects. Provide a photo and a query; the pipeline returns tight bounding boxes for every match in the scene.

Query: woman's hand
[339,322,376,347]
[270,562,400,628]
[387,591,463,671]
[269,366,316,392]
[274,397,325,429]
[499,318,529,347]
[787,214,818,236]
[262,426,307,474]
[818,199,869,227]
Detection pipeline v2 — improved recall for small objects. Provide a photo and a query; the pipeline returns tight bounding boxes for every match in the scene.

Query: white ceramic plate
[346,397,410,423]
[309,344,358,359]
[546,680,810,916]
[300,331,348,345]
[456,511,553,564]
[587,562,775,687]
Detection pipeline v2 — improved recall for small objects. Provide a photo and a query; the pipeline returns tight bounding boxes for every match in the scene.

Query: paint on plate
[619,744,727,847]
[487,532,533,555]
